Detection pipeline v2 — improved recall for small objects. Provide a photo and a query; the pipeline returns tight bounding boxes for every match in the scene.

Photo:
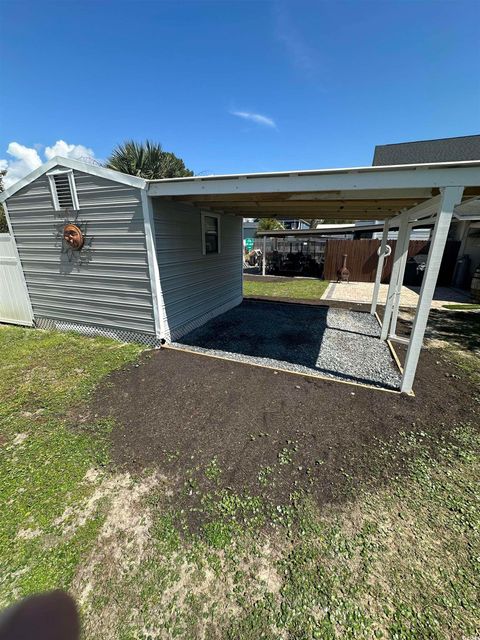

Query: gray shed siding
[153,200,242,339]
[6,168,156,334]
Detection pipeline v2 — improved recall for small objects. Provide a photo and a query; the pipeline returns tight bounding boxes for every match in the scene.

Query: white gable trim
[0,156,146,202]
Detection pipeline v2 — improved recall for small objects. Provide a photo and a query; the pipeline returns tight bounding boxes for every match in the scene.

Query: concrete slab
[321,282,471,309]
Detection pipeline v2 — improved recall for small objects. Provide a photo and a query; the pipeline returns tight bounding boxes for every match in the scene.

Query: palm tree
[105,140,193,179]
[257,218,284,231]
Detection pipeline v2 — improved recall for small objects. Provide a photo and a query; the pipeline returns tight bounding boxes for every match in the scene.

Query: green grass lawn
[443,303,480,310]
[0,328,143,604]
[244,277,329,300]
[1,323,479,639]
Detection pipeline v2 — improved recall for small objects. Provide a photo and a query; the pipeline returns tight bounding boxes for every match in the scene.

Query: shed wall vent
[47,170,80,211]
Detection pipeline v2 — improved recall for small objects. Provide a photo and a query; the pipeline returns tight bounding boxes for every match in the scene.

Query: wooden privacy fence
[323,239,460,285]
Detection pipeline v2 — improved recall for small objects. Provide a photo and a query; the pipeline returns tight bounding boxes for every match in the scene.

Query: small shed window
[202,213,220,254]
[47,170,80,211]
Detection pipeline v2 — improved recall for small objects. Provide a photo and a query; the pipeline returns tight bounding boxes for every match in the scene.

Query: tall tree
[257,218,284,231]
[105,140,193,179]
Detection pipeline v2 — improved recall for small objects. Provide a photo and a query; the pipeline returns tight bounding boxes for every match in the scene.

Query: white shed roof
[0,156,146,203]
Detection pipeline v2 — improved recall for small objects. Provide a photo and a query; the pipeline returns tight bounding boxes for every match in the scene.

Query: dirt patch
[54,471,154,538]
[66,471,167,638]
[16,527,42,540]
[12,433,28,446]
[68,469,282,639]
[88,306,480,534]
[70,471,162,634]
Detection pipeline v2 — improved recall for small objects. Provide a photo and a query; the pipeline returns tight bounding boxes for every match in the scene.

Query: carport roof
[147,159,480,221]
[2,157,480,222]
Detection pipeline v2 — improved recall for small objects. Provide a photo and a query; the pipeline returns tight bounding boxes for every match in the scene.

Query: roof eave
[0,156,147,202]
[146,159,480,187]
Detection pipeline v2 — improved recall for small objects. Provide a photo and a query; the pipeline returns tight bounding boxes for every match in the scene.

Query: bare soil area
[91,307,480,532]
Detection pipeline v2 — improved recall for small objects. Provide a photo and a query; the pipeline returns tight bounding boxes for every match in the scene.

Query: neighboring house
[280,218,310,230]
[373,134,480,281]
[242,218,308,243]
[373,135,480,165]
[243,218,258,244]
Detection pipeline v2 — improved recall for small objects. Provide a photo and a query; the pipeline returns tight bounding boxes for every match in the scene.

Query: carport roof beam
[148,161,479,223]
[148,161,480,199]
[386,193,444,227]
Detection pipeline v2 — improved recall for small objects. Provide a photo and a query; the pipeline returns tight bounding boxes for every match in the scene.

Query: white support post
[140,190,169,341]
[401,186,464,393]
[380,213,410,340]
[370,220,390,315]
[389,222,412,337]
[262,235,267,276]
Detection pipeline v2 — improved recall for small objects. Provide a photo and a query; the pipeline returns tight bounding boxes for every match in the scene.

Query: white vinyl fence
[0,233,33,326]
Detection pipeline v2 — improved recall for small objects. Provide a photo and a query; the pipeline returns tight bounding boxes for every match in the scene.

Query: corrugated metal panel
[372,229,432,241]
[7,168,155,334]
[153,200,242,337]
[0,234,34,325]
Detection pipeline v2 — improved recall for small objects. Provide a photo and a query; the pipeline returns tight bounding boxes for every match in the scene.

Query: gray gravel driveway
[172,300,402,390]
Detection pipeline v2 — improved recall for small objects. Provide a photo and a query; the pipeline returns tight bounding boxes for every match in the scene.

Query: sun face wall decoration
[55,216,93,270]
[63,223,84,250]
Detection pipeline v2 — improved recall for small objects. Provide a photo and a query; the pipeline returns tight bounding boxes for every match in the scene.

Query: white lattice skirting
[33,297,243,347]
[34,317,163,348]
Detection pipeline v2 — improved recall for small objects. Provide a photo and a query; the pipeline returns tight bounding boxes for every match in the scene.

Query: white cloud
[1,140,96,189]
[44,140,95,162]
[1,143,42,188]
[230,110,277,129]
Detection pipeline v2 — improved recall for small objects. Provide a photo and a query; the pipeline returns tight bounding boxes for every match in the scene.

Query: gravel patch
[171,300,402,390]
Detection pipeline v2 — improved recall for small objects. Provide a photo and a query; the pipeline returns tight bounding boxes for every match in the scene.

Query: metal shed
[1,156,479,393]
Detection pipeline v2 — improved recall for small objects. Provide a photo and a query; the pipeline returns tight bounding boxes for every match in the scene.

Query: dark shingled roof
[373,135,480,166]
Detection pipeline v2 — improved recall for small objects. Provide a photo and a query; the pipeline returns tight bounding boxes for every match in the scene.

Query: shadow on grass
[426,309,480,352]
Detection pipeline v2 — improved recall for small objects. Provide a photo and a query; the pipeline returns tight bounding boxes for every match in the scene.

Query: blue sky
[1,0,479,185]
